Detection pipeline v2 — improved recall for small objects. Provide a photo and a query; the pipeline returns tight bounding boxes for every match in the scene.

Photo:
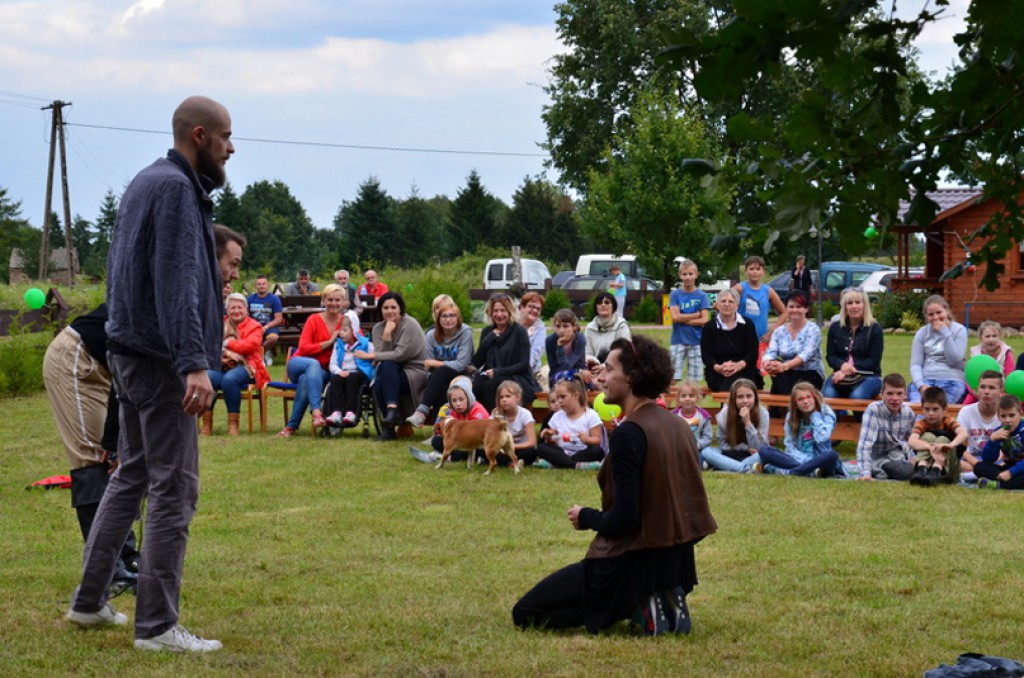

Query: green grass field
[4,332,1024,676]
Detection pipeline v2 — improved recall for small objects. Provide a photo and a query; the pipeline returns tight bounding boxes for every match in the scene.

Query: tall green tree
[214,182,243,231]
[580,89,732,288]
[70,214,95,276]
[506,176,579,266]
[334,177,399,269]
[665,0,1024,287]
[238,180,317,277]
[92,190,119,274]
[394,187,447,267]
[447,171,507,258]
[0,186,39,283]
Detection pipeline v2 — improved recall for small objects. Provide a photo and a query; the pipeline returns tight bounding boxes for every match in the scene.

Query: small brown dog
[435,416,519,475]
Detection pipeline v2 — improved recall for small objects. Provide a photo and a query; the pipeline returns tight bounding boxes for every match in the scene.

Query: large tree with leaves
[664,0,1024,288]
[580,89,732,288]
[0,186,39,282]
[237,180,317,277]
[334,177,399,270]
[446,171,509,258]
[505,176,580,266]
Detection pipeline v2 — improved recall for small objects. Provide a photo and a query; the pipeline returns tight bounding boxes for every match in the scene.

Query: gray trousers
[72,354,200,639]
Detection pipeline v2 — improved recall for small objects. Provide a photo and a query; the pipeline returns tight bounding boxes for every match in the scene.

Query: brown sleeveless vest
[586,402,717,559]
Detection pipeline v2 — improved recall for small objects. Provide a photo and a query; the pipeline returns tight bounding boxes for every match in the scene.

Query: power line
[0,89,51,103]
[65,121,547,158]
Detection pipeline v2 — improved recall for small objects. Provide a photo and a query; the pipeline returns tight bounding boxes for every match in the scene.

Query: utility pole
[38,100,76,284]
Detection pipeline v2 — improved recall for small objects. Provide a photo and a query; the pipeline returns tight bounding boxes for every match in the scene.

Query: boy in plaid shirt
[855,374,917,480]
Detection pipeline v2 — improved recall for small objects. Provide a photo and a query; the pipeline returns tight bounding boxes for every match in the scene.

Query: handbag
[835,327,864,388]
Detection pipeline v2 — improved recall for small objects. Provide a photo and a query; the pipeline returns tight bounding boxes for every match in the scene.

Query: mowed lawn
[3,331,1024,676]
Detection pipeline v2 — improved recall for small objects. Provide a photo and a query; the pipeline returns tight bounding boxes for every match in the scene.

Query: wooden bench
[708,392,963,443]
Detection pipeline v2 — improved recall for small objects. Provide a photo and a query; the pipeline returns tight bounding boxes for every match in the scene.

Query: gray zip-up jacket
[105,149,222,375]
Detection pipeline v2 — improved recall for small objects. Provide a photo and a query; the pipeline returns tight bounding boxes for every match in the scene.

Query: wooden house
[892,187,1024,328]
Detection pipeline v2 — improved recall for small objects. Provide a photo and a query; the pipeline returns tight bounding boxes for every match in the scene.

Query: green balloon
[1006,371,1024,398]
[864,226,878,239]
[24,288,45,310]
[964,354,1001,390]
[593,392,621,422]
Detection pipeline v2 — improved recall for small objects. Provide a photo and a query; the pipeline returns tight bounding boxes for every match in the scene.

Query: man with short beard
[65,95,233,653]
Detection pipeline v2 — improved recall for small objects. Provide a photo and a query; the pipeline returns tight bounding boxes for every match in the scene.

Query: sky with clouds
[1,0,970,233]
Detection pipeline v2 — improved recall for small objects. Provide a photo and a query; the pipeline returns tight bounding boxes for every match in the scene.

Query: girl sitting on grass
[700,379,769,473]
[754,382,841,477]
[492,380,538,469]
[530,376,605,469]
[670,380,712,451]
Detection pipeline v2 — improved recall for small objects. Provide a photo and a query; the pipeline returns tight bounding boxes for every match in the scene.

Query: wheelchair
[319,377,382,439]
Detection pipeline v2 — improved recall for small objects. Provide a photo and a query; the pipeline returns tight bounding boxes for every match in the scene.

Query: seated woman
[324,316,375,428]
[519,292,547,389]
[700,288,762,393]
[278,284,347,436]
[822,287,884,400]
[472,294,539,412]
[406,301,475,428]
[546,308,588,383]
[512,336,717,636]
[584,292,631,376]
[204,293,270,436]
[762,290,824,396]
[909,294,968,404]
[355,291,428,441]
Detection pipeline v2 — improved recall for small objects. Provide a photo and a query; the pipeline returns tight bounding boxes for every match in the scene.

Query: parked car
[483,258,552,290]
[551,270,574,288]
[861,267,925,296]
[560,274,662,292]
[767,262,890,304]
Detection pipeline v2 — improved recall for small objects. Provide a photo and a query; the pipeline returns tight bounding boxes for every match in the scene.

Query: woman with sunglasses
[822,287,883,399]
[584,292,632,376]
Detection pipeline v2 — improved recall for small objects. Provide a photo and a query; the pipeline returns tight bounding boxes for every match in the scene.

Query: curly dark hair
[609,335,672,399]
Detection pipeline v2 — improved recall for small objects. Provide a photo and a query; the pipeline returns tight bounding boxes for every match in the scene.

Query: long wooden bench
[708,392,963,443]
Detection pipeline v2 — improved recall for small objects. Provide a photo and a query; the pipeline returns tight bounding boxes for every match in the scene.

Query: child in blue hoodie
[975,394,1024,490]
[325,316,375,427]
[755,382,842,477]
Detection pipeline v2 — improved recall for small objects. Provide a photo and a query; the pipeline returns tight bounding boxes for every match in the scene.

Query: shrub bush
[632,295,661,324]
[874,290,928,329]
[0,319,49,398]
[542,288,571,320]
[385,268,472,328]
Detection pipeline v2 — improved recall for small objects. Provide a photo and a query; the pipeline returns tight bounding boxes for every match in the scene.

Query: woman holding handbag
[822,287,883,400]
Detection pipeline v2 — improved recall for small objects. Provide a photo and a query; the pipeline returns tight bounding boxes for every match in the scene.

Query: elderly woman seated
[204,293,269,436]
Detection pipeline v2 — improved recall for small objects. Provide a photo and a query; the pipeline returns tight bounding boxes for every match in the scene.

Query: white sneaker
[134,624,222,652]
[326,411,344,426]
[342,411,357,426]
[66,602,128,627]
[264,351,273,367]
[406,410,427,428]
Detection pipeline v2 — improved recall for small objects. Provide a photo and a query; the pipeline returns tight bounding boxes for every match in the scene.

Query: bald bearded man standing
[65,95,233,653]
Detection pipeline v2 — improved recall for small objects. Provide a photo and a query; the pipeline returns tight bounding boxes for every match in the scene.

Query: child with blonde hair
[671,380,712,450]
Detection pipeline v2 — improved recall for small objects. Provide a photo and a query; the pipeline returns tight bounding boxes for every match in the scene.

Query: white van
[483,258,552,290]
[574,254,640,277]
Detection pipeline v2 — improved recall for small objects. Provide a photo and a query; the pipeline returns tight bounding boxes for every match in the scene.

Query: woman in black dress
[701,288,763,392]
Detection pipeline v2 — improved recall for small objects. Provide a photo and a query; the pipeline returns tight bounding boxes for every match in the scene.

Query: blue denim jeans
[207,365,253,413]
[908,378,967,405]
[286,356,329,429]
[757,444,839,477]
[701,447,760,473]
[822,375,882,400]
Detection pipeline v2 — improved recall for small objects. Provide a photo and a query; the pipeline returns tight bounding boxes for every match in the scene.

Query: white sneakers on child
[65,603,128,627]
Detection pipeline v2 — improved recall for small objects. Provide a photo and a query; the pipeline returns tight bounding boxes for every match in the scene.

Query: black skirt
[582,542,698,632]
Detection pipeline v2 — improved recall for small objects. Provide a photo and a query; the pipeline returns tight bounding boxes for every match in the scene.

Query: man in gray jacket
[65,95,234,653]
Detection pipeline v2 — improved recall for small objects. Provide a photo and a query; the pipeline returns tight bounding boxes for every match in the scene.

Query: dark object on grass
[924,653,1024,677]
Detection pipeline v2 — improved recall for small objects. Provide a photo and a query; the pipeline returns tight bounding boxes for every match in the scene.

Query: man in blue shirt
[248,274,283,364]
